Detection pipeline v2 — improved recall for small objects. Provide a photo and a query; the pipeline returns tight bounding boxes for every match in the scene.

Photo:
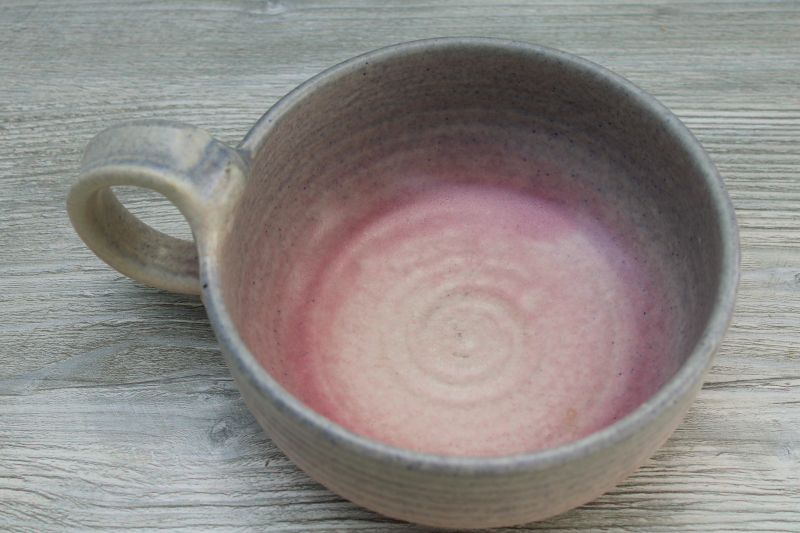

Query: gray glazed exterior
[68,38,740,528]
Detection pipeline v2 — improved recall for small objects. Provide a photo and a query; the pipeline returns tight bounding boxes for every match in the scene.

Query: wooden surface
[2,1,799,531]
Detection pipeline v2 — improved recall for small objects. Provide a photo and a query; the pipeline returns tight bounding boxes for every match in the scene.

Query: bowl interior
[219,42,724,457]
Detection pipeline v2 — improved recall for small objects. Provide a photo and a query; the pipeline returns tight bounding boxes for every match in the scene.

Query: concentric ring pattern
[276,182,676,456]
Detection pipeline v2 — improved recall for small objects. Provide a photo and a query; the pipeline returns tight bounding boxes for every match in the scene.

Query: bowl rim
[204,36,741,474]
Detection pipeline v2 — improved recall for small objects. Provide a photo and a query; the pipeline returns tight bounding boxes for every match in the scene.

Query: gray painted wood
[1,1,799,531]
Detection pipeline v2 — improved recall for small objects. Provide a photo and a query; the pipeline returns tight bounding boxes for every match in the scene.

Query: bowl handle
[67,119,249,294]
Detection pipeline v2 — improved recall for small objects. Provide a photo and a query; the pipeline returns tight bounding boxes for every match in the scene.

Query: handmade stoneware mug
[67,38,740,528]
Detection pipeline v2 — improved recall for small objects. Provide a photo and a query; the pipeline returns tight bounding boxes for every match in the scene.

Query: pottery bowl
[68,38,739,528]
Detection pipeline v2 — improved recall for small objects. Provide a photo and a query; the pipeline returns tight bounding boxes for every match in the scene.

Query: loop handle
[67,119,248,294]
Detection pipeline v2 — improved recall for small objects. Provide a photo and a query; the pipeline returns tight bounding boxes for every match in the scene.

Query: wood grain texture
[1,1,799,531]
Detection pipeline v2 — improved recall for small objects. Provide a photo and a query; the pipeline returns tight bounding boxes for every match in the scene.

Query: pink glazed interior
[221,48,700,457]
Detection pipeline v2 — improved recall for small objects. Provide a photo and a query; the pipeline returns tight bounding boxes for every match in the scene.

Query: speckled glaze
[67,38,740,528]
